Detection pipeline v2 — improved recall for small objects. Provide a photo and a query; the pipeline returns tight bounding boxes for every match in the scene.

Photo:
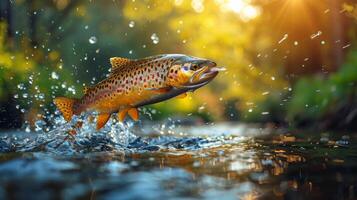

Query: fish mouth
[186,61,225,87]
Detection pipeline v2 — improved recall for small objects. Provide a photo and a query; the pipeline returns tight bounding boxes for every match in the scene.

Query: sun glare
[216,0,261,21]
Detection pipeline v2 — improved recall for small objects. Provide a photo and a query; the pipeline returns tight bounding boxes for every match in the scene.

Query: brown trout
[54,54,223,130]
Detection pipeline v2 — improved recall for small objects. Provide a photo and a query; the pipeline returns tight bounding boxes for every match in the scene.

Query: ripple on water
[0,117,266,199]
[1,116,357,199]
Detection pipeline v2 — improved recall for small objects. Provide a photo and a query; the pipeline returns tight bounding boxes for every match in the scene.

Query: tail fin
[53,97,78,122]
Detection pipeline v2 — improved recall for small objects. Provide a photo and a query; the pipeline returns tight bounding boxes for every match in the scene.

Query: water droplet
[198,105,205,111]
[128,21,135,28]
[38,93,45,99]
[150,33,159,44]
[25,126,31,133]
[342,44,351,49]
[310,31,322,39]
[68,86,76,95]
[84,25,89,30]
[129,50,133,54]
[17,83,25,90]
[51,71,59,79]
[278,34,288,44]
[89,36,97,44]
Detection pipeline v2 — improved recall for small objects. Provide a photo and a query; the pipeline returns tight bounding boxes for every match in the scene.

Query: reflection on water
[0,122,357,199]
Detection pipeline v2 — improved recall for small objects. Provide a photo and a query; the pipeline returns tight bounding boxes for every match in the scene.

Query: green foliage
[0,22,34,99]
[287,50,357,124]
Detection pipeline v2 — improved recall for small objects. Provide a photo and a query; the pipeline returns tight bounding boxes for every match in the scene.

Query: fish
[53,54,224,130]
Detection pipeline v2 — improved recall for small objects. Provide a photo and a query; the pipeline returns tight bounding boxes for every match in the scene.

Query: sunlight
[272,0,318,33]
[223,0,245,13]
[216,0,261,21]
[240,5,261,21]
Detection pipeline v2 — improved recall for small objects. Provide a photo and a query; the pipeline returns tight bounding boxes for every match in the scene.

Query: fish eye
[182,66,189,71]
[191,65,198,70]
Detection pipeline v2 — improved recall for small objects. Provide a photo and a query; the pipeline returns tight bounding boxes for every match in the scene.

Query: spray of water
[0,111,253,155]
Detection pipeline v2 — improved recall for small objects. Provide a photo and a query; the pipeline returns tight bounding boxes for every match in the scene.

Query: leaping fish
[54,54,224,130]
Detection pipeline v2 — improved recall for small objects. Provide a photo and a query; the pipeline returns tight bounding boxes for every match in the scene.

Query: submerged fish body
[54,54,222,130]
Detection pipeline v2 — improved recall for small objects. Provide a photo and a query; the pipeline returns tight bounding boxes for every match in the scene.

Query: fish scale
[54,54,220,130]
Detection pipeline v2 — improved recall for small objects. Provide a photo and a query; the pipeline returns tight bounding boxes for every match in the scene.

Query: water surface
[0,121,356,200]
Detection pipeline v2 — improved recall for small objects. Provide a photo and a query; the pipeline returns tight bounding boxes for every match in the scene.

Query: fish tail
[53,97,79,122]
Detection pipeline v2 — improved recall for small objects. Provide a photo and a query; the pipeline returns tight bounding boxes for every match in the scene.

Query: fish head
[167,56,224,89]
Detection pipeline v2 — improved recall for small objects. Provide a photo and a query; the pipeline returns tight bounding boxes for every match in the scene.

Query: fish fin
[109,55,168,75]
[96,113,111,130]
[128,108,139,121]
[83,86,93,95]
[110,57,133,72]
[177,93,187,99]
[53,97,78,122]
[146,87,172,94]
[118,109,129,122]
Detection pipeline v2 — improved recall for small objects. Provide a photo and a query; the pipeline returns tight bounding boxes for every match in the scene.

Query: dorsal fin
[83,86,92,95]
[109,54,168,75]
[110,57,133,72]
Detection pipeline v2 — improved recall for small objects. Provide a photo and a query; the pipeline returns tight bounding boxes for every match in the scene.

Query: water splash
[0,113,255,155]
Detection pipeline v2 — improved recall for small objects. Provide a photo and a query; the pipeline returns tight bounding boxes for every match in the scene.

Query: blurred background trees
[0,0,356,130]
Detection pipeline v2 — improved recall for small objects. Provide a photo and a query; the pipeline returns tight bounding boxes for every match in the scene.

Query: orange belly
[91,90,157,113]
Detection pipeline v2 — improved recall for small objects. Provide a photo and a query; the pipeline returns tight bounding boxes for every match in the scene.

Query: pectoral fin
[96,113,111,130]
[118,109,129,122]
[128,108,139,121]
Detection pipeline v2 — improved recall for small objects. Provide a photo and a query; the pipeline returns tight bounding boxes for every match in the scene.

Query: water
[0,120,356,200]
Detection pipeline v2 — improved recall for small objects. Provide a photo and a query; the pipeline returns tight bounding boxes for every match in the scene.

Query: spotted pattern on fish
[74,55,176,113]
